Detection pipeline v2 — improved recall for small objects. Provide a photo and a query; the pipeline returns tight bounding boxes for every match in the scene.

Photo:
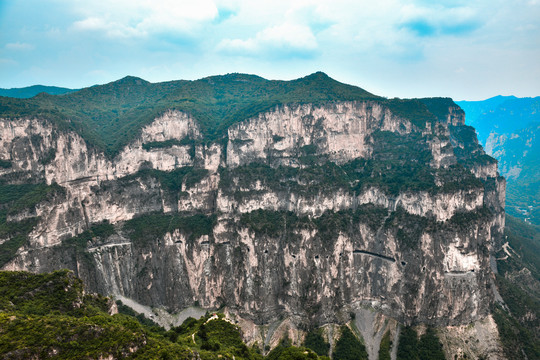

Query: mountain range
[0,85,77,98]
[0,74,537,359]
[457,96,540,226]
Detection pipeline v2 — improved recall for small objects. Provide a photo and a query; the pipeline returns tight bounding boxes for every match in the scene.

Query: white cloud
[2,0,539,98]
[70,0,218,38]
[218,23,318,56]
[73,17,142,38]
[5,42,34,50]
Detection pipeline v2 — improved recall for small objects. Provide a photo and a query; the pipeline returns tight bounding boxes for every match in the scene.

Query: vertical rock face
[226,102,408,167]
[0,98,504,330]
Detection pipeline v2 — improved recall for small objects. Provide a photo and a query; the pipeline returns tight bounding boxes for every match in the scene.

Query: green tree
[303,329,330,356]
[333,326,368,360]
[397,327,419,360]
[418,328,445,360]
[379,331,392,360]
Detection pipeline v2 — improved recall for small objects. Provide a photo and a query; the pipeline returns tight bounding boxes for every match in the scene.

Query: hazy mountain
[0,85,77,98]
[457,96,540,225]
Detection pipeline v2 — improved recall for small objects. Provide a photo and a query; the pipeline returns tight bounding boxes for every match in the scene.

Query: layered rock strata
[0,100,505,332]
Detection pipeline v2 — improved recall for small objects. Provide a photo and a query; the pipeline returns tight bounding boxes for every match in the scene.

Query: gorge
[0,73,508,359]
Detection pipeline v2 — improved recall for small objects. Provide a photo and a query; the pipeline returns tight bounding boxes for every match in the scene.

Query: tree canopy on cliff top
[0,72,455,157]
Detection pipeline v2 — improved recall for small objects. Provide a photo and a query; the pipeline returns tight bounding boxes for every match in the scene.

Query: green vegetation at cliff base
[396,326,445,360]
[0,269,331,359]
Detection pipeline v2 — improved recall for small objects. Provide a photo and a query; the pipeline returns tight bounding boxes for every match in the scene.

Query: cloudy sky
[0,0,539,100]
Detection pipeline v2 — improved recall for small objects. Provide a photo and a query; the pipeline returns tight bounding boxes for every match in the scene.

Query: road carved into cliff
[352,249,396,262]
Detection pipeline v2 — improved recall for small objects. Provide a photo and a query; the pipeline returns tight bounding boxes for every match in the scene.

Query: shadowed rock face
[0,99,505,328]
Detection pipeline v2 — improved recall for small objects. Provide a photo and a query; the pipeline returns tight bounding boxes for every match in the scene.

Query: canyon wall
[0,101,505,335]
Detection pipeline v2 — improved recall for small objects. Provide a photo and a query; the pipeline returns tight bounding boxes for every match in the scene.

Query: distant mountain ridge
[0,85,77,98]
[457,96,540,225]
[458,96,540,144]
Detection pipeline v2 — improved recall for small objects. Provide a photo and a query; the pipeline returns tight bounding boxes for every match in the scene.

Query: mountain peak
[296,71,331,83]
[113,76,149,86]
[308,71,330,78]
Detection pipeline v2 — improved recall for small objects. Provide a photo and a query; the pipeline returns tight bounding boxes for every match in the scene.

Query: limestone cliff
[0,75,505,357]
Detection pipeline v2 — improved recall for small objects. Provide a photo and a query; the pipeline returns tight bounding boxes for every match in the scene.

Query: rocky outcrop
[226,102,409,167]
[0,110,207,186]
[0,100,505,337]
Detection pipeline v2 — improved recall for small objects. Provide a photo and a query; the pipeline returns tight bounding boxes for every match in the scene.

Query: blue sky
[0,0,539,100]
